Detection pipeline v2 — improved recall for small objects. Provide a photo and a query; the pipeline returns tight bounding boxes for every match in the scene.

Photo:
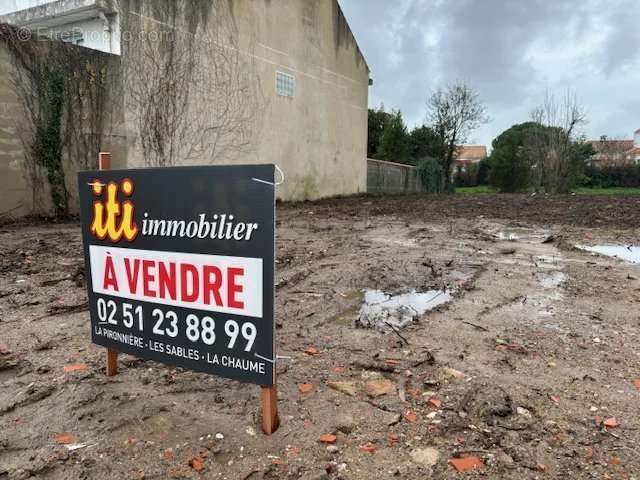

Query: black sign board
[78,165,275,386]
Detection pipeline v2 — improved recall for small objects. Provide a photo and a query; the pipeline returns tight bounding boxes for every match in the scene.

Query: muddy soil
[1,193,640,479]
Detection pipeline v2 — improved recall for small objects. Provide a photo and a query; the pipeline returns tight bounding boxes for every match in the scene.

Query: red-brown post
[98,151,112,171]
[261,383,279,435]
[98,152,118,377]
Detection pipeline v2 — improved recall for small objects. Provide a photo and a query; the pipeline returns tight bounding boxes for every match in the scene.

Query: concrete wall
[0,45,30,216]
[0,1,120,54]
[0,1,57,15]
[241,0,369,201]
[367,158,426,195]
[123,0,369,201]
[41,16,119,54]
[0,33,125,217]
[0,0,369,217]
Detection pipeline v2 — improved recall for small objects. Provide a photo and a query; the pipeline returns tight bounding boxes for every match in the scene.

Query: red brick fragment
[448,456,484,472]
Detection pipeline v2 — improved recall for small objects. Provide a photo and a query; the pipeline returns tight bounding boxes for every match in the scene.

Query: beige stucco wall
[0,38,125,217]
[234,0,369,200]
[123,0,369,201]
[0,45,32,217]
[0,0,369,217]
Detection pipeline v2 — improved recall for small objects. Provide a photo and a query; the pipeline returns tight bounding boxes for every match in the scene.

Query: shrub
[582,165,640,188]
[417,157,444,193]
[454,162,480,187]
[476,158,491,185]
[488,149,530,192]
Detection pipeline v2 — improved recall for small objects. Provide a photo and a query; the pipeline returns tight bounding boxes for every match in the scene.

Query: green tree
[408,125,443,165]
[375,109,409,164]
[476,157,491,185]
[367,105,392,158]
[417,157,443,193]
[488,122,539,192]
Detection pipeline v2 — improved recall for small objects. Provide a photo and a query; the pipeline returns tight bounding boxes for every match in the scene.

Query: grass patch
[456,186,640,195]
[456,186,498,194]
[573,187,640,195]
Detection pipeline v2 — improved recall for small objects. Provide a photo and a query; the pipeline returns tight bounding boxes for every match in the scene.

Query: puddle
[495,228,551,243]
[539,271,566,288]
[577,245,640,264]
[497,231,520,241]
[357,289,452,331]
[370,236,418,248]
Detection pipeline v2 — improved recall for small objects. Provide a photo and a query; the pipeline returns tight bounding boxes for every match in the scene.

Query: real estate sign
[78,165,275,386]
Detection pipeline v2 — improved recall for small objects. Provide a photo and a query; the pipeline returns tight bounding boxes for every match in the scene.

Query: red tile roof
[588,139,634,154]
[456,145,487,162]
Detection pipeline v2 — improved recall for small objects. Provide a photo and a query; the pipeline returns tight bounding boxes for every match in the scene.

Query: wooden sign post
[79,162,279,434]
[262,383,279,434]
[98,152,119,377]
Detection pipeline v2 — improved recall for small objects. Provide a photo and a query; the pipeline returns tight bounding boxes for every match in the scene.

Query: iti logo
[90,178,138,242]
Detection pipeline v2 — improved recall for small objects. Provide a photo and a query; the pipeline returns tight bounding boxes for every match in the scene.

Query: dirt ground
[1,193,640,480]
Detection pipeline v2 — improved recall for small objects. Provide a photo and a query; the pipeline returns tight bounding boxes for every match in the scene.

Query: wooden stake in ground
[98,151,119,377]
[261,383,279,434]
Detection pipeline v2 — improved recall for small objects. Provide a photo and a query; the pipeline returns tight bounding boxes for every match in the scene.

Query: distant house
[455,145,487,171]
[588,130,640,167]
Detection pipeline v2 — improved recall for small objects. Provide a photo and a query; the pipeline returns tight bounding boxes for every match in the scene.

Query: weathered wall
[237,0,369,200]
[367,158,426,195]
[1,0,369,217]
[0,44,30,216]
[0,33,125,218]
[122,0,369,201]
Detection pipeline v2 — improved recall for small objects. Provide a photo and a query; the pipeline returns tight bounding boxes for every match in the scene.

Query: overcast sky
[339,0,639,147]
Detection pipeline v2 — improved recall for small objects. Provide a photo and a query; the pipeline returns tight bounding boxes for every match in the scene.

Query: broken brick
[63,363,89,373]
[163,448,175,461]
[448,456,484,472]
[319,434,337,444]
[304,346,320,355]
[428,398,442,409]
[404,410,418,423]
[603,417,619,429]
[53,432,76,445]
[189,456,205,472]
[585,446,594,459]
[298,383,314,394]
[359,443,376,454]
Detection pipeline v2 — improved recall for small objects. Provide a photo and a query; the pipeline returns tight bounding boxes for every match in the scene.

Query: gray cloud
[339,0,640,146]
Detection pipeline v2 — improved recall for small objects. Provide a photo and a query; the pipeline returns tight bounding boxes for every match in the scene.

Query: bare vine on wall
[63,47,120,173]
[0,24,116,216]
[118,0,264,167]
